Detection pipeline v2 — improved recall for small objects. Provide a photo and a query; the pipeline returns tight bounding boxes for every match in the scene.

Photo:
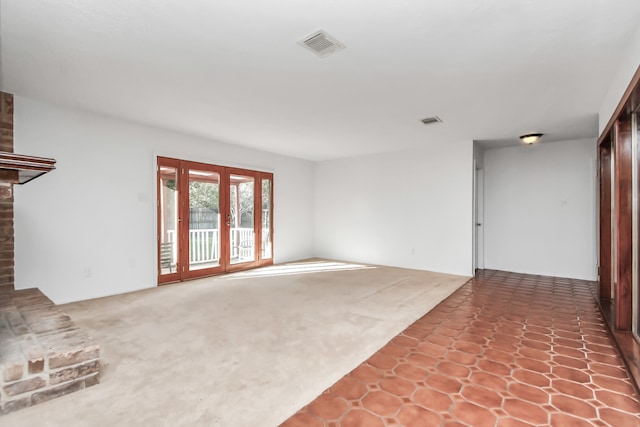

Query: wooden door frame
[597,64,640,330]
[157,157,274,283]
[599,139,613,301]
[224,167,274,273]
[614,116,634,330]
[634,110,640,338]
[597,64,640,391]
[180,160,228,280]
[157,157,181,284]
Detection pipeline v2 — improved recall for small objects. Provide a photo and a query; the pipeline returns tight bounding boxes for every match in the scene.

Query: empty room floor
[282,269,640,427]
[3,264,640,426]
[0,261,469,426]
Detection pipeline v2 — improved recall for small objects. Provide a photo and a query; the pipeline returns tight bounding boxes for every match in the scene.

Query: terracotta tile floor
[280,270,640,427]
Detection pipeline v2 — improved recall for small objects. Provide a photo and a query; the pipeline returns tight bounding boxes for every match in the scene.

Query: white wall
[599,23,640,133]
[13,97,315,303]
[483,138,597,280]
[314,140,474,277]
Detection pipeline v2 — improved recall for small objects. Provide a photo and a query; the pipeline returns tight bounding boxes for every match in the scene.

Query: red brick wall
[0,92,14,290]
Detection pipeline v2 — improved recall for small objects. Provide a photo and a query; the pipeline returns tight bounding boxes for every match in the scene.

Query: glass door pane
[262,178,272,259]
[188,169,221,271]
[229,174,255,265]
[159,165,178,278]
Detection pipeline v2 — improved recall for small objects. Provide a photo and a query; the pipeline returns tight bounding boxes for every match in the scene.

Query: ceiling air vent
[421,116,443,125]
[298,30,345,58]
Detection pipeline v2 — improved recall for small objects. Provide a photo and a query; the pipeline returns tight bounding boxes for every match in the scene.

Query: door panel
[184,165,225,278]
[615,116,633,330]
[261,177,273,260]
[229,173,256,266]
[158,159,180,284]
[600,140,613,300]
[635,111,640,339]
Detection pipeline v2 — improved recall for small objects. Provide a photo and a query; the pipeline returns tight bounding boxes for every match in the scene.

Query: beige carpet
[1,260,469,427]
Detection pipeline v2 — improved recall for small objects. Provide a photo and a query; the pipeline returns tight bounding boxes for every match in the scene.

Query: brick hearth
[0,287,100,414]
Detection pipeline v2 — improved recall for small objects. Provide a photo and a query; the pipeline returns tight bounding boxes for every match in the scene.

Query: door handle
[226,214,231,226]
[476,223,482,226]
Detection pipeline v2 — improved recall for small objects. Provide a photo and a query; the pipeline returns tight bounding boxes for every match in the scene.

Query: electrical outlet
[84,268,92,278]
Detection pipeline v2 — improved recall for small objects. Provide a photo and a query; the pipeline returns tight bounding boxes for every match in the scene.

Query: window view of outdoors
[159,166,178,275]
[230,175,255,265]
[188,170,221,270]
[262,179,272,259]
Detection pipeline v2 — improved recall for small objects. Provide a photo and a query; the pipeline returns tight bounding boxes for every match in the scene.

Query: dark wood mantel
[0,151,56,185]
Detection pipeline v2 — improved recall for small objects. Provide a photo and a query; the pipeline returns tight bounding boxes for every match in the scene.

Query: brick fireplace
[0,92,15,290]
[0,91,101,414]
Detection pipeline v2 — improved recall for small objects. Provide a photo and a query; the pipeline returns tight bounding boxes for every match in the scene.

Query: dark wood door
[599,139,612,301]
[615,116,633,330]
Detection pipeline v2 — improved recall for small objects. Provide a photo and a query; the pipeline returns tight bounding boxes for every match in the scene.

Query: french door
[157,157,273,284]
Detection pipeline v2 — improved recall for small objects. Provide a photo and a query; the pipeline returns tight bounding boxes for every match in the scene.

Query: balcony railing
[165,228,264,265]
[190,229,221,264]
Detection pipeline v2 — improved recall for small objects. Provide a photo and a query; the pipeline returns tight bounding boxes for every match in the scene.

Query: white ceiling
[1,0,639,161]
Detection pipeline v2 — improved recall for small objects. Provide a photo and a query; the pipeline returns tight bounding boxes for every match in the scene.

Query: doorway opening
[473,150,485,273]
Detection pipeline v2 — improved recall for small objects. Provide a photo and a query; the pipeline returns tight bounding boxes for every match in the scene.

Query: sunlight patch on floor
[226,260,374,279]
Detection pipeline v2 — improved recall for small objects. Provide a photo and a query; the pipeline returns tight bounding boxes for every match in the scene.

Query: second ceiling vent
[298,30,345,58]
[421,116,443,125]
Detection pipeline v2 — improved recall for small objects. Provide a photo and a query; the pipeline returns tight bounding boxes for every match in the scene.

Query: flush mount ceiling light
[519,133,544,144]
[297,29,345,58]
